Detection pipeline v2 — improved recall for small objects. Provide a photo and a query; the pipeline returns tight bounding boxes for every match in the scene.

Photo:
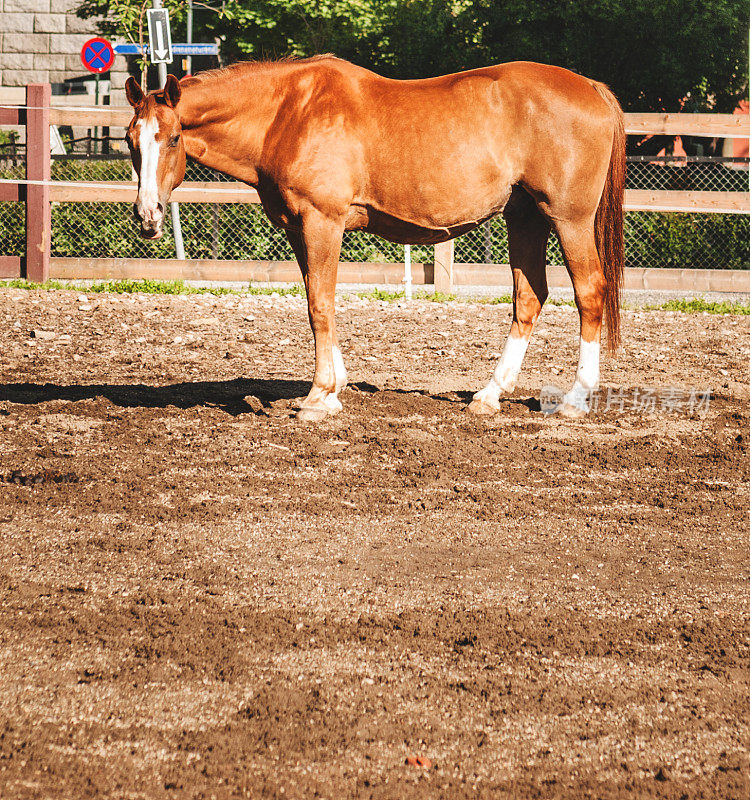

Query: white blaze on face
[137,117,161,222]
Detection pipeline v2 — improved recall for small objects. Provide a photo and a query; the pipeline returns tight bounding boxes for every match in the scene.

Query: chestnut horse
[124,56,625,421]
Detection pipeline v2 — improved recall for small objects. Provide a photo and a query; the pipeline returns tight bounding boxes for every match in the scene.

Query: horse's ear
[125,76,145,108]
[163,74,181,108]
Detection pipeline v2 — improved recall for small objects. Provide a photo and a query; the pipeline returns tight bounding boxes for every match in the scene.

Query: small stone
[31,329,56,340]
[279,338,291,346]
[655,767,671,782]
[243,395,266,415]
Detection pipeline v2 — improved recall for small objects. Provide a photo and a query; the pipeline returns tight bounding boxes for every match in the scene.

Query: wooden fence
[1,85,749,292]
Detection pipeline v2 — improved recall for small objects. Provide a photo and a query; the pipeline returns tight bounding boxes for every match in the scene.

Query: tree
[468,0,749,111]
[77,0,749,110]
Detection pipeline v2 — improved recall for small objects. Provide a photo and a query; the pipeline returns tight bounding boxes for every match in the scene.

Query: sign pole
[150,0,185,260]
[80,37,115,156]
[94,72,100,152]
[186,0,193,76]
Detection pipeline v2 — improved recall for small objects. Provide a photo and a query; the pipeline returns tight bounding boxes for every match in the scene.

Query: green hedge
[624,212,750,270]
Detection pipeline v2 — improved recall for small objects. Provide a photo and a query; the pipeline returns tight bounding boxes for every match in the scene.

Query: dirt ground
[0,288,748,800]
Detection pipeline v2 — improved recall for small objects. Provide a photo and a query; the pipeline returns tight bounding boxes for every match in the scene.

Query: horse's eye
[168,134,180,148]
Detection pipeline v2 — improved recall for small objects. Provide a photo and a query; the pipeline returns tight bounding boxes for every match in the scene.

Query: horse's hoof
[468,398,500,416]
[297,406,330,423]
[559,402,587,419]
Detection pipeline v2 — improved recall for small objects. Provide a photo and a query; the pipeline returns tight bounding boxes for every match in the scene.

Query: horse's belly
[359,182,512,244]
[360,206,493,245]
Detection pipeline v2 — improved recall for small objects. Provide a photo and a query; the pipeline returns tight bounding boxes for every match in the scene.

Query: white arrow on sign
[153,23,167,60]
[146,8,173,65]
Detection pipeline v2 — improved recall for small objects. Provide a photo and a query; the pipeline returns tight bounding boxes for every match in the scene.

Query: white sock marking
[332,345,347,394]
[473,334,529,406]
[563,339,601,411]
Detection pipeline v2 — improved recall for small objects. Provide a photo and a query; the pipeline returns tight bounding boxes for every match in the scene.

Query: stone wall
[0,0,128,90]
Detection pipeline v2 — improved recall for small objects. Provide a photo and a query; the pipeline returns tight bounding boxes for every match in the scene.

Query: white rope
[0,104,132,113]
[0,178,134,190]
[0,177,256,194]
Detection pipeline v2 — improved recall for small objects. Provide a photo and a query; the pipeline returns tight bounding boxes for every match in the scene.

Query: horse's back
[272,58,619,237]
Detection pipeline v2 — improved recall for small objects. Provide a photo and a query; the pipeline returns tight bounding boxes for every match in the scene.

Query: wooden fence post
[434,239,454,294]
[25,83,51,283]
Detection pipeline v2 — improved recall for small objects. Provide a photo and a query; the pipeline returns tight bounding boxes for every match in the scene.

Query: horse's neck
[178,75,278,186]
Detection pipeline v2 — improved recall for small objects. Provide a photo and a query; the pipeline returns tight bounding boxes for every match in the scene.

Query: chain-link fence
[627,155,749,193]
[455,210,750,270]
[1,150,748,270]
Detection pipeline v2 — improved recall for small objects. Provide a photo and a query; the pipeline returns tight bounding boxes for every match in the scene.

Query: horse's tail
[593,82,626,352]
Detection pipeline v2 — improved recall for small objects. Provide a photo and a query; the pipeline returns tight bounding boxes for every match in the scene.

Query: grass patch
[475,295,577,307]
[415,290,458,302]
[355,288,461,303]
[356,288,406,302]
[477,294,513,305]
[4,279,745,315]
[0,279,305,297]
[642,298,750,315]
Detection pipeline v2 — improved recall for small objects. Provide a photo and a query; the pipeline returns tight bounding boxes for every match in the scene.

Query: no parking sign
[80,37,115,73]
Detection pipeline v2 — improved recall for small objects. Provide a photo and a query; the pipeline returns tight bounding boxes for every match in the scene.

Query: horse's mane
[182,55,339,88]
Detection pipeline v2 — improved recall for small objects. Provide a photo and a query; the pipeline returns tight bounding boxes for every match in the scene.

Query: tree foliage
[77,0,749,110]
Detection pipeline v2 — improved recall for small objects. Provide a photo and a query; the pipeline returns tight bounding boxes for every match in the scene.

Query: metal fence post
[434,239,454,294]
[151,0,186,261]
[25,83,51,283]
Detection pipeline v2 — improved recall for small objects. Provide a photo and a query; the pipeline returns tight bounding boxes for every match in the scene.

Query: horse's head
[125,75,186,239]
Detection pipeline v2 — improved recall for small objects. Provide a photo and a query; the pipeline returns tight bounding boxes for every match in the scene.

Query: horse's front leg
[286,214,348,422]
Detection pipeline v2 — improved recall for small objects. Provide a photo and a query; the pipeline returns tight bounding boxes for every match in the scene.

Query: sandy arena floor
[0,288,748,799]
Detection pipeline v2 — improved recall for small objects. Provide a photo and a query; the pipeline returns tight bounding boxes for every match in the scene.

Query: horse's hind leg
[554,219,607,416]
[469,192,550,415]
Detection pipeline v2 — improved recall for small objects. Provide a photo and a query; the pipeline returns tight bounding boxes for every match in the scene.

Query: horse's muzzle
[134,201,164,239]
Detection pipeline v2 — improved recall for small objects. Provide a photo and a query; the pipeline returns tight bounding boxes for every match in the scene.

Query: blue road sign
[81,37,115,73]
[113,43,218,56]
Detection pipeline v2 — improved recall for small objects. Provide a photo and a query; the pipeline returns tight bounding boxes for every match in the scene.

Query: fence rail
[1,87,748,292]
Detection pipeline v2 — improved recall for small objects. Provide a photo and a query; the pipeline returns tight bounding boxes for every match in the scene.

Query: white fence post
[434,240,454,294]
[403,244,412,299]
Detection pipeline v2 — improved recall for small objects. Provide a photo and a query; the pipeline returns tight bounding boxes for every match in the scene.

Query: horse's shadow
[0,379,540,416]
[0,377,309,417]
